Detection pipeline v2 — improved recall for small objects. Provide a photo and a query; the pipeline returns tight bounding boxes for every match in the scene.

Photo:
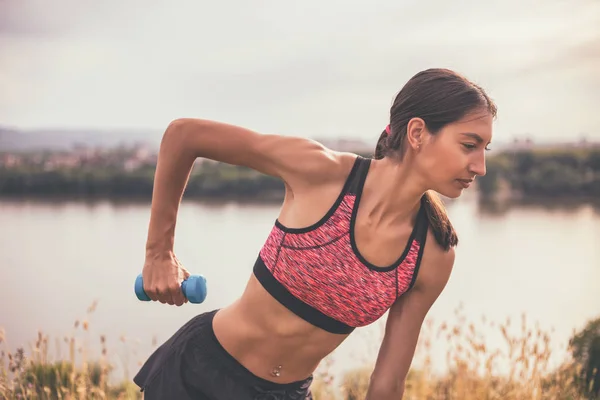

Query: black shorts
[133,309,314,400]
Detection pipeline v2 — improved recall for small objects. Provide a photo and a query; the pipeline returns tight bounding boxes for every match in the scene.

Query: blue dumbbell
[134,274,207,304]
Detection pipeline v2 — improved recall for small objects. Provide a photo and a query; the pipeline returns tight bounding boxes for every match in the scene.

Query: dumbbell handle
[134,274,207,304]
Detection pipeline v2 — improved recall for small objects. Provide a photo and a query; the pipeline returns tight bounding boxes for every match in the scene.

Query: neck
[362,157,426,224]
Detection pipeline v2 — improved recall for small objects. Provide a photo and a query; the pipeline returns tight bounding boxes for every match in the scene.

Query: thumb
[181,267,191,304]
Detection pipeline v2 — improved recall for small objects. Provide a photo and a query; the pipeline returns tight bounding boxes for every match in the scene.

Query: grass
[0,301,141,400]
[313,309,591,400]
[1,302,595,400]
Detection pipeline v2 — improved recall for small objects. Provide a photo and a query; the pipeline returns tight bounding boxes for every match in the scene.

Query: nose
[469,152,487,177]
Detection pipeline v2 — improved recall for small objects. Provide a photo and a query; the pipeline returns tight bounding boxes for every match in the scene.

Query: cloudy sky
[1,0,599,143]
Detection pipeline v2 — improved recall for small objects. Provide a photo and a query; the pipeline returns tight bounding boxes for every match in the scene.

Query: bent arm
[145,118,344,254]
[365,238,455,399]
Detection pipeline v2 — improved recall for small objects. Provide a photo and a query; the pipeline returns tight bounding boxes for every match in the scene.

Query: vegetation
[318,309,600,400]
[2,303,598,399]
[0,161,286,202]
[0,302,140,399]
[477,147,600,200]
[2,146,600,202]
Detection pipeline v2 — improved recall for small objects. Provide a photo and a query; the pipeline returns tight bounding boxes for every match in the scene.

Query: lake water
[1,197,599,384]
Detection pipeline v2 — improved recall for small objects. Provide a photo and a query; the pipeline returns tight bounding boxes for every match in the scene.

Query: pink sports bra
[253,156,429,334]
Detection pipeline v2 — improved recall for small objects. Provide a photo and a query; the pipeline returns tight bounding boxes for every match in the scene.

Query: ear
[406,117,426,151]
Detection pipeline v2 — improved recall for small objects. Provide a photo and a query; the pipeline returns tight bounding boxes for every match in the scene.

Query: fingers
[180,267,191,304]
[170,281,186,307]
[143,283,171,305]
[148,286,166,304]
[141,256,189,306]
[146,288,159,302]
[147,281,185,306]
[144,280,160,302]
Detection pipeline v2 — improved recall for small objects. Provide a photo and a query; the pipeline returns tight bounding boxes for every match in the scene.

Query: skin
[141,110,493,399]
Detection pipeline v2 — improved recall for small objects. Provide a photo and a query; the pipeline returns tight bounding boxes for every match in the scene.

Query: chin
[445,191,463,199]
[434,185,464,199]
[439,191,463,199]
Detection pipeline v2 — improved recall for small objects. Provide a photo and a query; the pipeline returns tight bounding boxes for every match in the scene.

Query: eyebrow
[462,132,490,144]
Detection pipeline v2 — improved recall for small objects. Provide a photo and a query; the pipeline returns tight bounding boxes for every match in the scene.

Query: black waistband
[197,310,314,391]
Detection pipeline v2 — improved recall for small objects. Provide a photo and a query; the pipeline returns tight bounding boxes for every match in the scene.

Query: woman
[134,68,496,399]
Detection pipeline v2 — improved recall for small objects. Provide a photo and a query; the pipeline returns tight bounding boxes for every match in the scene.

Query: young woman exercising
[134,68,496,399]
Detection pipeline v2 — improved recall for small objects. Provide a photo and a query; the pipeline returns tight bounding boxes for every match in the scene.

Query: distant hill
[0,125,162,152]
[0,125,375,154]
[3,124,596,155]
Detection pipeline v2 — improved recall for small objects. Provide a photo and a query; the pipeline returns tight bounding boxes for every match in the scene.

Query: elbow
[161,118,184,143]
[163,118,211,155]
[161,118,198,156]
[164,118,191,140]
[166,117,211,135]
[167,117,198,130]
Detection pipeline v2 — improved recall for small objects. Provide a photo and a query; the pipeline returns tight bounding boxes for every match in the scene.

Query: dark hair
[374,68,497,251]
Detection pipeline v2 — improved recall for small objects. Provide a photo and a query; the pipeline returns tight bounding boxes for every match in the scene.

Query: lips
[456,178,474,188]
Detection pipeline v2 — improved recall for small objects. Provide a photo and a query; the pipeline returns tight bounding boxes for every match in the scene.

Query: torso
[212,154,429,383]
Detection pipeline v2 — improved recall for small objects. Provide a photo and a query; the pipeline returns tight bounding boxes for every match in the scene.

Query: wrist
[145,215,176,258]
[145,242,174,259]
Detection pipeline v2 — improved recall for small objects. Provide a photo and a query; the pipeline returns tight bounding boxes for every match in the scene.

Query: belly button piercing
[271,365,283,377]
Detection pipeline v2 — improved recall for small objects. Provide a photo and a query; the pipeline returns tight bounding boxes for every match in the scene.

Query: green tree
[570,317,600,398]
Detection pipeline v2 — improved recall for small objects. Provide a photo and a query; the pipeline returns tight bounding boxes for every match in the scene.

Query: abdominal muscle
[211,274,351,384]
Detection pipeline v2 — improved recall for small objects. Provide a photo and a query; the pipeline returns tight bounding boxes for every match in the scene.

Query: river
[1,197,599,384]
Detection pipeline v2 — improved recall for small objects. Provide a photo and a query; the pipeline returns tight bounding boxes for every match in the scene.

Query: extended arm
[143,118,347,305]
[146,118,346,253]
[365,236,455,399]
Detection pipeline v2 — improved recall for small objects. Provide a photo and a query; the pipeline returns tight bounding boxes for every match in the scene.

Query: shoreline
[1,192,599,208]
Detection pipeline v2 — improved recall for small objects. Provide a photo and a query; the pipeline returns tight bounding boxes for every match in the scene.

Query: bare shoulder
[383,229,455,335]
[413,228,456,297]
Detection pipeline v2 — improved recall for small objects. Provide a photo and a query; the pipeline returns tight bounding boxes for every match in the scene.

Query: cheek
[422,148,464,179]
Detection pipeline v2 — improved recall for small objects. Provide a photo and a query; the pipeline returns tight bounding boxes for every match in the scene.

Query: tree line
[1,147,599,201]
[477,147,600,200]
[0,160,285,201]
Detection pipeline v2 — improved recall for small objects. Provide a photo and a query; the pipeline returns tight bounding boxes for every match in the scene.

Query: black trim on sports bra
[349,157,428,273]
[406,201,429,292]
[346,155,370,195]
[274,155,362,234]
[254,154,430,332]
[253,257,355,335]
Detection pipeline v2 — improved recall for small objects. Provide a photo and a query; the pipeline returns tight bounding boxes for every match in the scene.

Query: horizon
[1,0,599,144]
[2,122,599,150]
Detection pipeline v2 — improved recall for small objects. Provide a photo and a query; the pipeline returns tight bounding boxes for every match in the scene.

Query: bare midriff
[211,274,350,384]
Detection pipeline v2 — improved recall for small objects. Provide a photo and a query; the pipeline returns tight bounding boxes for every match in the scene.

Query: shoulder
[277,148,359,197]
[387,229,454,323]
[292,149,359,185]
[168,117,359,191]
[413,227,455,297]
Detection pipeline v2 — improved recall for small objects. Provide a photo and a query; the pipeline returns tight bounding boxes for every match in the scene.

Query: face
[411,110,494,198]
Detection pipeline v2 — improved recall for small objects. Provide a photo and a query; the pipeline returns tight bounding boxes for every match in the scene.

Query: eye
[462,143,492,152]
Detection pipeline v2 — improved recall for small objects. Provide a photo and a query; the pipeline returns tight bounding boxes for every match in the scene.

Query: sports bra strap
[346,156,371,196]
[343,155,429,244]
[414,196,430,242]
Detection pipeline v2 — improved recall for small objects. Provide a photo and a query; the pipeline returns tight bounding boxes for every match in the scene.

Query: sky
[1,0,599,143]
